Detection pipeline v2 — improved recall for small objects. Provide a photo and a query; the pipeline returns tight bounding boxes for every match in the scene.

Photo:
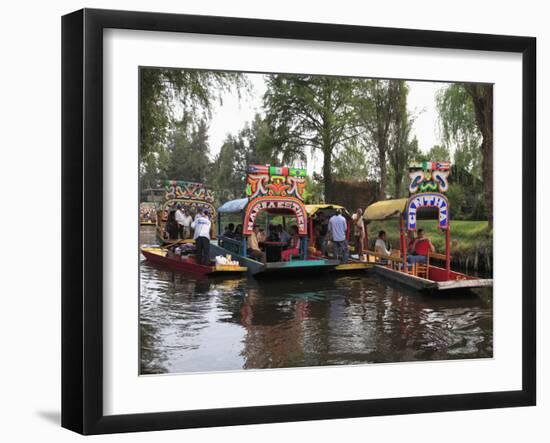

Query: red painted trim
[445,225,451,280]
[400,216,407,268]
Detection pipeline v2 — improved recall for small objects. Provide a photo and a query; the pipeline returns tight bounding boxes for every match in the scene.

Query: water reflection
[139,227,492,374]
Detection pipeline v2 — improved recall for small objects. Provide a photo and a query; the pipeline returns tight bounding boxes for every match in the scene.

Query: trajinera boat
[139,202,157,226]
[212,165,340,275]
[305,204,372,272]
[141,246,247,276]
[363,161,493,292]
[142,180,246,276]
[155,180,217,245]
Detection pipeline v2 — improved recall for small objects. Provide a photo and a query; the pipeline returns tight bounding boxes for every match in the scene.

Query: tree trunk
[394,171,403,198]
[467,84,493,229]
[378,138,387,200]
[323,147,333,202]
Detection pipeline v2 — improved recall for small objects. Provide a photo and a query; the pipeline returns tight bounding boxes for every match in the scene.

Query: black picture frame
[62,8,536,435]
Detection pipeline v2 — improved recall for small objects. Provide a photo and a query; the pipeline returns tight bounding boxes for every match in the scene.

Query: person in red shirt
[410,228,435,263]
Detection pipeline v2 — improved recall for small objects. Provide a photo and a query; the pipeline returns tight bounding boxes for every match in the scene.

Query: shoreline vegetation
[367,220,492,275]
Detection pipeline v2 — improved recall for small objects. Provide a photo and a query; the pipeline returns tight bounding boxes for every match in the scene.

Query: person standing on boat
[164,209,179,240]
[410,228,435,264]
[175,204,185,239]
[328,209,348,264]
[352,208,365,257]
[191,210,211,265]
[181,208,193,239]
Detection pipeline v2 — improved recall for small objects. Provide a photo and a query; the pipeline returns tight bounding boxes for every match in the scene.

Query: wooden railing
[365,249,444,279]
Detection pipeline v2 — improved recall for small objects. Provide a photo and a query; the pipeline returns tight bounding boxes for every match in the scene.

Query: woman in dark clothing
[164,210,179,240]
[234,224,244,241]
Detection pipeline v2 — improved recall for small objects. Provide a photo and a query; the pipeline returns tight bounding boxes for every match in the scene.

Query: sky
[206,73,445,174]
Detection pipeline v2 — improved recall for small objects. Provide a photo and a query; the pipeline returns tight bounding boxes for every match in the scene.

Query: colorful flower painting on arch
[408,161,450,194]
[245,164,307,201]
[164,180,215,203]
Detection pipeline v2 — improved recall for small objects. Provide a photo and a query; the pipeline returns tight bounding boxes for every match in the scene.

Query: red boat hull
[141,248,215,275]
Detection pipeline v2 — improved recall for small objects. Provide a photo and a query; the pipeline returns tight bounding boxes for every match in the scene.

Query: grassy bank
[366,220,493,274]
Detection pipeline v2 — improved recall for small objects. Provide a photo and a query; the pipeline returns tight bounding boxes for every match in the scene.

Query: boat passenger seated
[247,225,265,262]
[222,223,235,239]
[374,230,392,263]
[234,224,243,241]
[408,228,435,264]
[257,228,267,243]
[281,225,301,261]
[277,225,291,246]
[267,223,279,242]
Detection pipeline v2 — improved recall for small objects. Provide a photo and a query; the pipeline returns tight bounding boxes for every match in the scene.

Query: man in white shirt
[180,209,193,239]
[174,204,185,239]
[328,210,348,263]
[374,230,392,262]
[191,210,212,265]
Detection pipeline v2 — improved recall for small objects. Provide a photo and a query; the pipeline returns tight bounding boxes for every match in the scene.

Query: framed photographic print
[61,8,536,435]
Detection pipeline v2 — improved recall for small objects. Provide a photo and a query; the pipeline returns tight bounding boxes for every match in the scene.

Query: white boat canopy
[217,198,249,213]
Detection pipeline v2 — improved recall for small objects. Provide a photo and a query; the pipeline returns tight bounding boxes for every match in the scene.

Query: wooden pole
[364,220,369,253]
[445,226,451,280]
[400,216,407,273]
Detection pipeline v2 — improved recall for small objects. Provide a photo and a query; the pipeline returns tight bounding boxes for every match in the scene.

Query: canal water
[139,226,493,375]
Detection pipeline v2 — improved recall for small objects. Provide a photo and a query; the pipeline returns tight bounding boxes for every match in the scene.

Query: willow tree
[437,83,493,227]
[264,74,359,201]
[139,68,247,183]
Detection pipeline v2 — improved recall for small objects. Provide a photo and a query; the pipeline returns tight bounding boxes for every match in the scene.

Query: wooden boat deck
[374,264,493,292]
[334,262,373,272]
[210,241,339,276]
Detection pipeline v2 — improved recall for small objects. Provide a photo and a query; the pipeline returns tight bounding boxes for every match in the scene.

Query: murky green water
[139,226,493,374]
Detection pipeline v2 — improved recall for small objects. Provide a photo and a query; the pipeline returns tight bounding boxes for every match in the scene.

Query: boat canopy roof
[217,198,248,214]
[305,204,351,218]
[364,198,408,221]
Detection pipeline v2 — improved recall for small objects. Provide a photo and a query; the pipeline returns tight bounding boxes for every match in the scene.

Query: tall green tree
[165,119,211,183]
[240,114,279,166]
[212,134,246,202]
[332,140,373,181]
[437,83,493,227]
[355,79,401,200]
[264,74,360,201]
[387,81,415,198]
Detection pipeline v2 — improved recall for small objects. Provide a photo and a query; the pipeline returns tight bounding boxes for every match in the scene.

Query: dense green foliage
[138,69,492,228]
[264,75,360,201]
[436,83,493,226]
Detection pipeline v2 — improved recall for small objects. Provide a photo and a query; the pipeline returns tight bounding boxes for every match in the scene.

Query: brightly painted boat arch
[243,196,307,235]
[406,192,450,231]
